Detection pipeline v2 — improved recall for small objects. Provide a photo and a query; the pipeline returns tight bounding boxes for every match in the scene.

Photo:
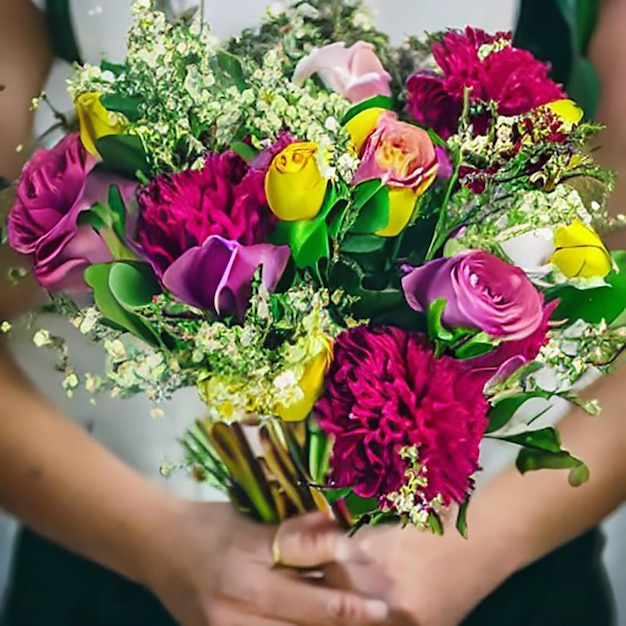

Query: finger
[207,599,295,626]
[254,573,389,626]
[274,511,357,568]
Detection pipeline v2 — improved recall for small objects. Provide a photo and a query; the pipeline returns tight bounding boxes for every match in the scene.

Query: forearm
[449,367,626,607]
[0,0,52,179]
[590,0,626,248]
[0,344,181,584]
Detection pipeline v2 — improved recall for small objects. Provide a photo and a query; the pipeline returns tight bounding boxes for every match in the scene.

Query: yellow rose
[551,220,612,278]
[345,107,386,153]
[75,92,124,157]
[376,187,419,237]
[546,99,584,126]
[265,143,328,221]
[276,342,333,422]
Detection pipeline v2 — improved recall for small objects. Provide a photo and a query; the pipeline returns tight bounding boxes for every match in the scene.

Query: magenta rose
[314,326,488,508]
[467,300,558,387]
[8,133,115,292]
[402,250,544,341]
[406,27,566,139]
[136,152,276,276]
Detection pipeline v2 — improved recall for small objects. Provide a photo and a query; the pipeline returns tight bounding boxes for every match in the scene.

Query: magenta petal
[163,235,290,319]
[163,236,236,312]
[401,257,467,327]
[34,226,111,293]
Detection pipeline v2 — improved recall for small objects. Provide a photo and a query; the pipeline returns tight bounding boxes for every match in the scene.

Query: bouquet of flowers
[3,0,625,534]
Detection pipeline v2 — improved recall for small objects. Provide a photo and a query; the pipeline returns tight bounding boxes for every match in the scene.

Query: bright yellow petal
[547,99,584,125]
[265,143,328,221]
[345,107,386,153]
[551,220,612,278]
[276,348,332,422]
[376,187,418,237]
[554,219,604,249]
[75,92,124,157]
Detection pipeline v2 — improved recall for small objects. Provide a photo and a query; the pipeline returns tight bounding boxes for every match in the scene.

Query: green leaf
[231,141,258,163]
[100,60,126,77]
[100,94,143,122]
[272,218,330,273]
[108,262,161,309]
[351,184,390,234]
[456,499,470,539]
[516,448,589,486]
[95,134,150,179]
[340,234,386,254]
[211,50,247,91]
[107,184,128,242]
[497,426,590,486]
[487,391,552,434]
[427,512,444,536]
[549,251,626,325]
[499,427,564,452]
[84,262,161,346]
[77,203,109,232]
[427,298,453,342]
[341,95,394,126]
[455,332,500,360]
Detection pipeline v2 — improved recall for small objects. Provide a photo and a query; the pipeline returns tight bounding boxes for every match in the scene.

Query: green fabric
[2,529,176,626]
[45,0,82,65]
[514,0,601,117]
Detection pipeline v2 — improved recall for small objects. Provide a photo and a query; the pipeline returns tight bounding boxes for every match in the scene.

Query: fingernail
[365,600,389,621]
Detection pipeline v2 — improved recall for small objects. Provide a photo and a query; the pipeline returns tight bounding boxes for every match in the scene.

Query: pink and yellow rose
[352,112,439,236]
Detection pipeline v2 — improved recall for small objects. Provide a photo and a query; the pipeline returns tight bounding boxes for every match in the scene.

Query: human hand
[286,522,514,626]
[142,502,390,626]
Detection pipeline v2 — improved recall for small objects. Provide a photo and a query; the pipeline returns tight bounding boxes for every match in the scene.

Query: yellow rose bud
[265,142,328,221]
[276,342,333,422]
[76,92,124,157]
[546,99,584,125]
[551,220,612,278]
[345,107,386,153]
[376,187,419,237]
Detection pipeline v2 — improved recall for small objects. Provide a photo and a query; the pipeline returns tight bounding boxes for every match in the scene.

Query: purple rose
[8,134,116,293]
[163,235,290,319]
[401,250,544,341]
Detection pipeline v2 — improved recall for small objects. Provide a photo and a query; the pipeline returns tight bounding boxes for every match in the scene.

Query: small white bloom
[33,329,51,348]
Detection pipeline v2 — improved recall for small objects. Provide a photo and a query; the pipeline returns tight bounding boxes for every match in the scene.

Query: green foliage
[548,251,626,325]
[94,134,151,179]
[100,94,143,122]
[84,261,162,346]
[493,426,589,486]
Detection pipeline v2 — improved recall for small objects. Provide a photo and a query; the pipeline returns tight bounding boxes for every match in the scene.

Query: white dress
[3,1,626,621]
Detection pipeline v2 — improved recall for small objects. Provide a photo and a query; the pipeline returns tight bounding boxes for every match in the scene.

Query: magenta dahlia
[136,152,276,275]
[314,326,489,510]
[406,27,566,139]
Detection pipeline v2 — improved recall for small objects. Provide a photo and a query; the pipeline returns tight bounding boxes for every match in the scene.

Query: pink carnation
[136,152,276,275]
[314,326,489,509]
[406,27,566,138]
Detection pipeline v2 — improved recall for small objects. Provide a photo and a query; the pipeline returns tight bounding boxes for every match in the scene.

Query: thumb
[273,511,358,569]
